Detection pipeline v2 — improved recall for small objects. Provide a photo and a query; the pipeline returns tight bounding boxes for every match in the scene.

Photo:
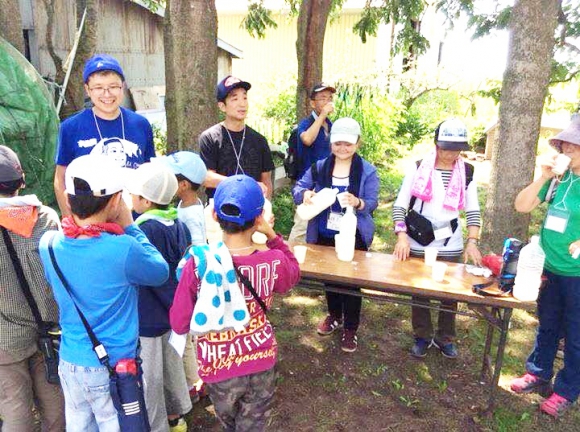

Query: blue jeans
[526,270,580,402]
[59,359,120,432]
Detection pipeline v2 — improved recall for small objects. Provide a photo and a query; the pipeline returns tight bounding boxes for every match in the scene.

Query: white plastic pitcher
[296,188,339,221]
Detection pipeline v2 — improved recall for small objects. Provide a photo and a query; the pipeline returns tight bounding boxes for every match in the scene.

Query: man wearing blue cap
[54,54,155,215]
[199,76,275,200]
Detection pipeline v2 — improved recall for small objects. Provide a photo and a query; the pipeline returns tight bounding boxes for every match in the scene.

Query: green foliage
[262,87,297,139]
[395,110,430,149]
[271,186,295,237]
[152,124,167,155]
[354,2,429,57]
[242,1,278,39]
[469,124,486,153]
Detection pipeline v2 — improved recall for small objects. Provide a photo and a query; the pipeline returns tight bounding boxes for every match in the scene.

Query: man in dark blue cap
[53,54,155,215]
[199,75,275,200]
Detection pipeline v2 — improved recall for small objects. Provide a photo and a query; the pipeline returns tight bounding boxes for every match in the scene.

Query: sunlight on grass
[282,295,319,307]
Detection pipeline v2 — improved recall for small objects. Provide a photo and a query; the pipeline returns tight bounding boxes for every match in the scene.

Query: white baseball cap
[65,155,126,197]
[126,162,178,205]
[330,117,361,144]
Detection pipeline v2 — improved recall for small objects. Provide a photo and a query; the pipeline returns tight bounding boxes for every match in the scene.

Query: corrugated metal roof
[130,0,242,58]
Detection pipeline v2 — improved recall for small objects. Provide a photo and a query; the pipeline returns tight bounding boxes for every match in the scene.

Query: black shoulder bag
[1,227,61,385]
[234,267,268,314]
[47,236,151,432]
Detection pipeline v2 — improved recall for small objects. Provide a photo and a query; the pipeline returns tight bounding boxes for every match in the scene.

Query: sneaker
[410,337,431,358]
[510,373,552,395]
[169,417,187,432]
[432,338,458,359]
[540,393,573,418]
[317,315,342,336]
[341,329,358,352]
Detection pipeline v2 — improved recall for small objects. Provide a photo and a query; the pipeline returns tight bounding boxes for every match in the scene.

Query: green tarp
[0,37,59,207]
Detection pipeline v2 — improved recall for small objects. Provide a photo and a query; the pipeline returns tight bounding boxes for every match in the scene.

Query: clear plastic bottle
[513,235,545,302]
[205,198,223,244]
[336,206,357,262]
[252,198,272,244]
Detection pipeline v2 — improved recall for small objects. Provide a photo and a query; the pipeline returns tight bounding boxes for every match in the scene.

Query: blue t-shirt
[38,225,169,367]
[56,107,155,169]
[297,113,332,178]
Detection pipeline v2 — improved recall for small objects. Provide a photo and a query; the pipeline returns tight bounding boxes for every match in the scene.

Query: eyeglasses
[332,142,356,148]
[314,96,333,102]
[88,85,123,95]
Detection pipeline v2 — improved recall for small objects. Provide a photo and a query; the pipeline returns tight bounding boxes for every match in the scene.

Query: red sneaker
[341,329,358,353]
[540,393,572,418]
[317,315,342,336]
[510,373,551,395]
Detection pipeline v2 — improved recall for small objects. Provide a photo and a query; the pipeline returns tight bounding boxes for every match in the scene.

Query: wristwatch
[467,237,479,245]
[394,222,407,234]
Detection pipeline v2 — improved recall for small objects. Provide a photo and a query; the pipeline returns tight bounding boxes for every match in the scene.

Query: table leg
[487,307,513,409]
[480,311,495,383]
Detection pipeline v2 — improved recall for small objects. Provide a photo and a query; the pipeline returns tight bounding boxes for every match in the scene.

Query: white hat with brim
[126,162,178,205]
[549,116,580,152]
[330,117,361,144]
[65,155,127,197]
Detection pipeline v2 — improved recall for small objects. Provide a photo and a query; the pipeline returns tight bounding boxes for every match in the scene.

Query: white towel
[188,242,250,335]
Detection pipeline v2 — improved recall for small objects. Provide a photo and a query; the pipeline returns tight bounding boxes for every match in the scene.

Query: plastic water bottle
[336,206,357,262]
[205,199,223,244]
[296,188,339,221]
[513,235,545,302]
[252,198,272,244]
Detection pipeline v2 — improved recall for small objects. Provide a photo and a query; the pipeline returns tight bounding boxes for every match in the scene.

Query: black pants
[317,233,368,331]
[410,252,461,343]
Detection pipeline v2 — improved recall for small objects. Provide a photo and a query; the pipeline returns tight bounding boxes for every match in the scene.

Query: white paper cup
[293,245,307,264]
[552,154,571,175]
[336,235,355,262]
[424,247,438,266]
[432,262,448,282]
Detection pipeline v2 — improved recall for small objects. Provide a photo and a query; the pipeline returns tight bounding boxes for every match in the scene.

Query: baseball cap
[310,82,336,99]
[214,175,265,225]
[126,162,178,205]
[434,119,469,151]
[216,75,251,102]
[330,117,361,144]
[83,54,125,83]
[154,151,207,185]
[65,155,126,197]
[549,115,580,151]
[0,145,24,182]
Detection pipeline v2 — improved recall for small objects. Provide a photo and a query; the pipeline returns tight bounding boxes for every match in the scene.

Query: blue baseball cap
[154,151,207,185]
[83,54,125,83]
[216,75,251,102]
[214,175,264,225]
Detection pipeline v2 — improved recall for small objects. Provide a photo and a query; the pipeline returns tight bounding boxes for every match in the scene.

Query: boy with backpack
[39,154,169,431]
[126,162,193,431]
[0,145,64,431]
[170,174,300,431]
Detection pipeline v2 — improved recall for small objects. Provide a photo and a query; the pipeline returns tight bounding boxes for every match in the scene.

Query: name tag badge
[433,221,453,241]
[327,212,343,231]
[545,207,570,233]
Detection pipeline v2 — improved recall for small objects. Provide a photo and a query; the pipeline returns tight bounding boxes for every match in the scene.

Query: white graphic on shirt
[78,138,98,148]
[89,137,141,168]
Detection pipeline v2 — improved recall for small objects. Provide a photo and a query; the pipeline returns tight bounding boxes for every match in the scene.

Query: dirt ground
[184,288,580,432]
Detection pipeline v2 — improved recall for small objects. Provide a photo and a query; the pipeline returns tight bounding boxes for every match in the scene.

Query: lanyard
[553,171,580,211]
[92,109,126,141]
[224,125,246,175]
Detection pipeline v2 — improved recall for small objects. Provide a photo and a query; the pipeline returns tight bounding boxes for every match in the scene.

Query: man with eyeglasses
[288,83,336,242]
[53,54,155,215]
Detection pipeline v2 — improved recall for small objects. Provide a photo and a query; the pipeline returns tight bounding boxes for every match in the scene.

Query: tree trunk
[0,0,24,54]
[296,0,332,121]
[164,0,218,153]
[482,0,560,252]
